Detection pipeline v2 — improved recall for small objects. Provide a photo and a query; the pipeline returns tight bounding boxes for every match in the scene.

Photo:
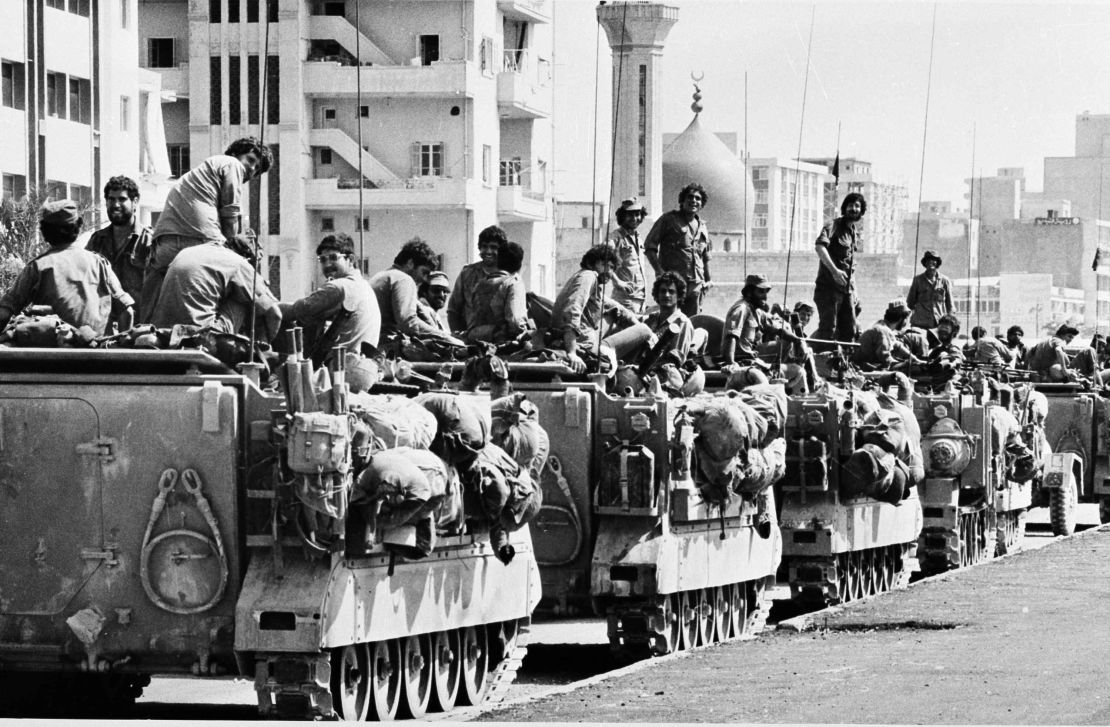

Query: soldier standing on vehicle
[281,233,380,365]
[447,224,507,334]
[0,200,134,337]
[906,250,953,330]
[600,197,649,314]
[140,137,272,319]
[813,192,866,345]
[645,183,711,316]
[86,175,151,322]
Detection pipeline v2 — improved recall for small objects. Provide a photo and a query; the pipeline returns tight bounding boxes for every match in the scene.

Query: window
[227,0,239,22]
[247,55,259,123]
[752,214,767,228]
[228,56,240,124]
[119,96,130,131]
[361,217,370,231]
[120,0,130,28]
[46,0,65,9]
[359,105,369,118]
[46,72,65,117]
[69,77,91,124]
[755,189,767,204]
[479,37,494,76]
[167,144,189,177]
[45,179,68,200]
[2,174,26,200]
[68,0,90,16]
[499,158,521,186]
[265,55,279,124]
[319,148,332,165]
[482,145,491,185]
[267,0,278,22]
[321,216,334,232]
[752,168,765,181]
[209,56,221,124]
[69,184,92,218]
[2,61,25,110]
[321,106,337,127]
[267,255,281,297]
[209,0,220,22]
[419,35,440,66]
[246,0,259,22]
[322,1,345,15]
[147,38,176,68]
[411,142,444,177]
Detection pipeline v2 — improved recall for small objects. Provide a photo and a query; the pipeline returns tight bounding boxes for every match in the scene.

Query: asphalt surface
[481,522,1110,724]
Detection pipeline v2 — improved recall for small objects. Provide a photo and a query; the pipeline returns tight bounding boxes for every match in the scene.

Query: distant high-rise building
[138,0,555,299]
[964,167,1023,227]
[747,158,828,254]
[1044,113,1110,221]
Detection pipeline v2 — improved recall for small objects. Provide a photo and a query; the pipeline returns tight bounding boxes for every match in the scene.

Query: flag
[1094,247,1102,271]
[831,152,840,185]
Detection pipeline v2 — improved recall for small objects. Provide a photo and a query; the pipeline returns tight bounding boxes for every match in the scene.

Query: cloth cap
[886,299,912,318]
[921,250,942,267]
[426,271,451,290]
[743,274,772,290]
[617,197,647,215]
[41,199,80,228]
[793,301,815,314]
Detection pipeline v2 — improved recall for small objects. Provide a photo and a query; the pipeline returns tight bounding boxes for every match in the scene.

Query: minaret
[597,2,678,226]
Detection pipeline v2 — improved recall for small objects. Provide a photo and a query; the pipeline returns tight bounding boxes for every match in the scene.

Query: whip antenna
[781,4,816,306]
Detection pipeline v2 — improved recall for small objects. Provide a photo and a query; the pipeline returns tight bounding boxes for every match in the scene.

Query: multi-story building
[1044,113,1110,221]
[901,201,979,281]
[1,1,167,223]
[747,157,828,253]
[801,156,908,254]
[941,273,1088,339]
[138,0,554,299]
[964,167,1023,227]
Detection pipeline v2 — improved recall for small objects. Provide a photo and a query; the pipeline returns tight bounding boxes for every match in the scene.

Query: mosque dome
[661,91,756,240]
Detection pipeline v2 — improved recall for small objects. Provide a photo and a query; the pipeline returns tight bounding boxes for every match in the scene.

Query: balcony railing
[336,177,437,191]
[501,49,551,86]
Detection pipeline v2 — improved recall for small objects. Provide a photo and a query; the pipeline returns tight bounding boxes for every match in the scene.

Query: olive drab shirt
[289,270,381,355]
[85,217,152,315]
[853,320,914,369]
[814,216,860,292]
[644,210,711,286]
[722,298,784,361]
[600,227,647,312]
[463,270,530,345]
[906,271,954,329]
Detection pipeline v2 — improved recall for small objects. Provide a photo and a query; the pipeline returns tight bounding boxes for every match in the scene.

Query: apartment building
[138,0,555,299]
[1,0,167,222]
[747,157,829,253]
[801,157,908,255]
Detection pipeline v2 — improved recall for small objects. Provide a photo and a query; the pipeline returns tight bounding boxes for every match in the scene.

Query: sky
[550,0,1110,210]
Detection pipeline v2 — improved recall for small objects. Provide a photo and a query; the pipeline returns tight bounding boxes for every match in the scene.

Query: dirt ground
[481,525,1110,724]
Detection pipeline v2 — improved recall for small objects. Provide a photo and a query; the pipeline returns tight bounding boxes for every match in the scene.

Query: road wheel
[678,591,697,650]
[728,582,746,638]
[694,589,711,646]
[1050,479,1077,536]
[458,626,489,706]
[651,594,681,655]
[430,629,460,712]
[331,644,369,721]
[400,634,433,718]
[848,551,864,601]
[368,639,401,721]
[710,586,728,643]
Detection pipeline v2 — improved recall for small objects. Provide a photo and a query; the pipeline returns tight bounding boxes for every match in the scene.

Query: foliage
[0,187,50,291]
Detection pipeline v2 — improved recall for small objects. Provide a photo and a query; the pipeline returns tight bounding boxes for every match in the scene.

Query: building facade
[138,0,555,299]
[801,156,908,255]
[1,0,167,223]
[748,157,828,254]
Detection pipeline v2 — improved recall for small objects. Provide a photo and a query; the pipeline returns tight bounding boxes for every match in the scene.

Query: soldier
[370,238,463,352]
[1027,324,1079,382]
[853,300,920,371]
[140,137,272,319]
[792,301,815,337]
[968,325,1013,367]
[447,224,506,334]
[813,192,866,345]
[1004,325,1027,369]
[906,250,953,330]
[632,271,700,375]
[548,246,639,374]
[600,197,649,313]
[0,200,134,337]
[281,233,380,365]
[150,236,281,342]
[721,274,807,392]
[417,271,451,333]
[645,183,711,316]
[85,175,151,322]
[459,240,531,346]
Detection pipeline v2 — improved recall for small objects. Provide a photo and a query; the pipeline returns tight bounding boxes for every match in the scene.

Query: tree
[0,187,49,291]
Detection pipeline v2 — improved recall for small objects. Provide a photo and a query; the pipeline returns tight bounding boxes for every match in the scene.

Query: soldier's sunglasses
[317,253,343,262]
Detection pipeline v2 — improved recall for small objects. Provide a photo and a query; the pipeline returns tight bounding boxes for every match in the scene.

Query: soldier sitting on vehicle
[0,200,134,345]
[968,325,1014,368]
[623,271,706,394]
[1027,324,1079,383]
[720,274,808,393]
[853,300,922,372]
[416,271,451,333]
[459,240,532,347]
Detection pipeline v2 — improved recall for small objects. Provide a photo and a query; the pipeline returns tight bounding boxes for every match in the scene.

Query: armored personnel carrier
[0,347,539,719]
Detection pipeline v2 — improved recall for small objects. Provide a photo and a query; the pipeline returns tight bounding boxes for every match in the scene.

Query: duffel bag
[351,393,437,450]
[417,392,491,465]
[491,394,550,480]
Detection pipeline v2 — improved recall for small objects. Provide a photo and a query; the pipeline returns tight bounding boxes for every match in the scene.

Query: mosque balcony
[304,176,481,210]
[497,50,551,118]
[302,59,474,98]
[497,185,547,221]
[497,0,550,24]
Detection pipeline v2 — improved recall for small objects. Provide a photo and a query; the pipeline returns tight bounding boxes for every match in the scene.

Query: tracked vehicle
[0,348,538,720]
[776,381,922,606]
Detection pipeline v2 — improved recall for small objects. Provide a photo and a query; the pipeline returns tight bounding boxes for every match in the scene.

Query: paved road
[131,504,1097,719]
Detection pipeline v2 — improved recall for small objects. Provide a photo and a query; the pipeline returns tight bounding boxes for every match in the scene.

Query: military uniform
[644,210,711,316]
[85,217,152,320]
[601,226,647,313]
[289,270,381,361]
[813,216,860,343]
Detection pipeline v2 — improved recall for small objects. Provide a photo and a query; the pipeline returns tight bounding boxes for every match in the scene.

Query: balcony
[155,63,189,101]
[497,185,547,222]
[308,127,400,183]
[302,59,473,98]
[498,0,550,24]
[497,50,551,118]
[304,176,482,210]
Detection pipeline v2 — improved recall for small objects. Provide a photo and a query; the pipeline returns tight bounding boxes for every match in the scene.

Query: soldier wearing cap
[598,197,649,313]
[906,250,953,329]
[720,275,807,394]
[417,271,451,333]
[853,299,920,371]
[0,199,134,336]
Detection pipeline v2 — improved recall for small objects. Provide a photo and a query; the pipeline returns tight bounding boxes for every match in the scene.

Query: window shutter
[410,142,421,177]
[437,142,445,177]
